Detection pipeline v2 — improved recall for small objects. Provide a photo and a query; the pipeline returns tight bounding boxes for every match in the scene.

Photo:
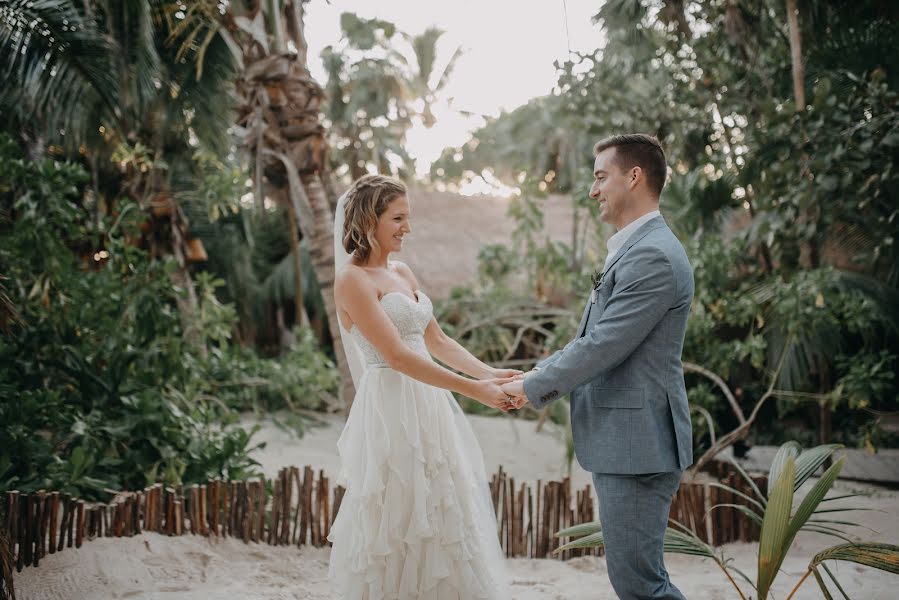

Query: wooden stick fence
[2,463,767,577]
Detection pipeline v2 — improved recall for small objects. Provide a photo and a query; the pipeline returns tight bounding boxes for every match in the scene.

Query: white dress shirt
[603,210,661,272]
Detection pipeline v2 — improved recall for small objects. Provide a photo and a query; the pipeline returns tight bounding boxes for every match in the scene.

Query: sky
[303,0,605,177]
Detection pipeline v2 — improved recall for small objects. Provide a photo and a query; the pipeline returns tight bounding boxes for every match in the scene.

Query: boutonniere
[590,270,604,304]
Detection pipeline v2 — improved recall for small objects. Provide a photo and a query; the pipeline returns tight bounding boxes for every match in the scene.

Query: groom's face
[590,147,635,230]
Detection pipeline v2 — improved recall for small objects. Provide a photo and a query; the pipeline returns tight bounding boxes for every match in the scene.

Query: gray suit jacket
[524,215,694,474]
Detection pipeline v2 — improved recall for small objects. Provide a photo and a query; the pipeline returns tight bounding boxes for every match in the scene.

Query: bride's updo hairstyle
[343,174,407,262]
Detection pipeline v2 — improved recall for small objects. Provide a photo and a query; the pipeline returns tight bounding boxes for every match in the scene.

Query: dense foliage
[433,0,899,452]
[0,137,337,499]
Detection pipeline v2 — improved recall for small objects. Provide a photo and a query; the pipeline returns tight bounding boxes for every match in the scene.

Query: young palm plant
[556,442,899,599]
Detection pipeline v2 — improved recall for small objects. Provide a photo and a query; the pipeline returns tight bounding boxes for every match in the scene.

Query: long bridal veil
[333,191,365,389]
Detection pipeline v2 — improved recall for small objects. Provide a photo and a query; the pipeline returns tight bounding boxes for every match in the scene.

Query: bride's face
[374,195,412,255]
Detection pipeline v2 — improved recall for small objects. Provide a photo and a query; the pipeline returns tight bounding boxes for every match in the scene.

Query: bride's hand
[484,367,523,380]
[469,378,517,412]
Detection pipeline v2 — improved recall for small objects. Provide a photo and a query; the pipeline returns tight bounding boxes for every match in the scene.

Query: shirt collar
[606,210,661,258]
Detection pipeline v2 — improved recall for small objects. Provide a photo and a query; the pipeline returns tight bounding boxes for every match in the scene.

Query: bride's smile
[373,195,412,255]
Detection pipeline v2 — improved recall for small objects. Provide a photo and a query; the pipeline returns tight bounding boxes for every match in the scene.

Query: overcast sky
[304,0,605,175]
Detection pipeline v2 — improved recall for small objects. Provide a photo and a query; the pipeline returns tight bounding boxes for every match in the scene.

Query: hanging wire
[561,0,573,56]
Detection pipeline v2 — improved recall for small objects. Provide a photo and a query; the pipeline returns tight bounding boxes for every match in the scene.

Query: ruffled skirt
[327,367,505,599]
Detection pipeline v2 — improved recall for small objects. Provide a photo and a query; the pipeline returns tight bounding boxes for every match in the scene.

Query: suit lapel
[577,215,668,337]
[601,215,667,277]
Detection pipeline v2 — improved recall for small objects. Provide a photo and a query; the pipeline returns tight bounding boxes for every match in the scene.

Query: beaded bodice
[350,291,433,367]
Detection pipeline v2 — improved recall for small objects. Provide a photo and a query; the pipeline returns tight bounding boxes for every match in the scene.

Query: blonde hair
[342,174,407,262]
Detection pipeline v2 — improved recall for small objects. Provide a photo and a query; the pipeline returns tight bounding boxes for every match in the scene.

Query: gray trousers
[592,471,686,600]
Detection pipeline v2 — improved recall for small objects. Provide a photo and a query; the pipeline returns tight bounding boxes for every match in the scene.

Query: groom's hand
[471,377,519,412]
[500,380,529,409]
[513,367,539,381]
[488,367,523,379]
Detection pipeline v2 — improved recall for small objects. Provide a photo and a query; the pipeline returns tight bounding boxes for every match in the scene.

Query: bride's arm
[389,261,516,380]
[336,267,507,406]
[423,318,503,379]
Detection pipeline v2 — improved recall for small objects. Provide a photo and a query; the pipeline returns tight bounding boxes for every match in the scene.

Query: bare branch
[684,361,746,424]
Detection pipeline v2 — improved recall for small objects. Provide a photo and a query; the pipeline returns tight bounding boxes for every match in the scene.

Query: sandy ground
[15,413,899,599]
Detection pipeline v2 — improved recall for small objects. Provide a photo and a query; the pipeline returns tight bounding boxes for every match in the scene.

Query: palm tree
[321,13,413,179]
[1,0,238,356]
[556,442,899,599]
[405,26,462,129]
[169,0,356,408]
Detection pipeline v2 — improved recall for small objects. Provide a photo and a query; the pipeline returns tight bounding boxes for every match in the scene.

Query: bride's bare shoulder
[335,263,373,297]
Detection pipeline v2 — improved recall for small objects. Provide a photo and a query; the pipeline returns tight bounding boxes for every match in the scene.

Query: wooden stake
[257,477,266,543]
[16,495,26,572]
[321,475,331,542]
[284,470,295,545]
[210,480,220,536]
[299,466,312,546]
[312,471,322,547]
[39,493,51,560]
[65,496,74,549]
[75,500,85,548]
[189,486,199,535]
[199,485,208,536]
[269,478,280,545]
[56,495,68,552]
[23,494,33,567]
[527,486,534,558]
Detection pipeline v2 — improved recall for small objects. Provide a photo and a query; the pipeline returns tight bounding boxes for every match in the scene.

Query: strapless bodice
[349,291,433,367]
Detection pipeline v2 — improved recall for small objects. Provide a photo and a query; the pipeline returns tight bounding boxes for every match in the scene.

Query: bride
[327,174,515,599]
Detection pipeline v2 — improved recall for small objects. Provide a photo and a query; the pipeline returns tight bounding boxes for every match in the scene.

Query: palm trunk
[231,2,356,411]
[281,188,310,330]
[170,208,207,359]
[299,174,356,410]
[785,0,805,110]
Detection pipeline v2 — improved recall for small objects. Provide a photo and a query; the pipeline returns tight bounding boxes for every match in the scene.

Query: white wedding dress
[327,290,505,599]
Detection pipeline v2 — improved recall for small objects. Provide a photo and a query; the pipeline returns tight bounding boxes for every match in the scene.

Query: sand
[14,412,899,599]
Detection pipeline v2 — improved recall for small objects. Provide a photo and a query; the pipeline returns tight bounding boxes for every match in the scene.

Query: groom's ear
[627,166,641,189]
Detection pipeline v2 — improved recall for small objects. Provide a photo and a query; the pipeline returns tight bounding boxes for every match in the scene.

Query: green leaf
[758,456,795,598]
[794,444,843,492]
[811,542,899,575]
[556,530,605,552]
[555,521,602,538]
[785,458,846,559]
[768,441,800,496]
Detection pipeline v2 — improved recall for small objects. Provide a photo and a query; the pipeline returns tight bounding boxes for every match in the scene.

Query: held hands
[470,377,522,413]
[483,367,523,379]
[499,379,528,409]
[471,367,535,411]
[498,366,539,409]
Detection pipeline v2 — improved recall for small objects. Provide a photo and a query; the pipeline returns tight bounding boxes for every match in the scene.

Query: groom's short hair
[593,134,667,198]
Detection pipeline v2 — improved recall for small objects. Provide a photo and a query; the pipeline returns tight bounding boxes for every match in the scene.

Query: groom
[503,134,693,600]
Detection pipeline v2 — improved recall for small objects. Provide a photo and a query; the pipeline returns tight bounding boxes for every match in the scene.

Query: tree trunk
[280,188,310,330]
[299,174,357,409]
[785,0,805,110]
[231,2,357,411]
[170,208,207,359]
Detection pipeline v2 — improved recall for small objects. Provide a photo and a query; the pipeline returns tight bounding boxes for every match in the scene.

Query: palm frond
[794,444,843,492]
[709,502,764,527]
[0,0,119,144]
[811,542,899,575]
[757,456,795,598]
[555,520,601,539]
[768,441,800,495]
[786,457,846,545]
